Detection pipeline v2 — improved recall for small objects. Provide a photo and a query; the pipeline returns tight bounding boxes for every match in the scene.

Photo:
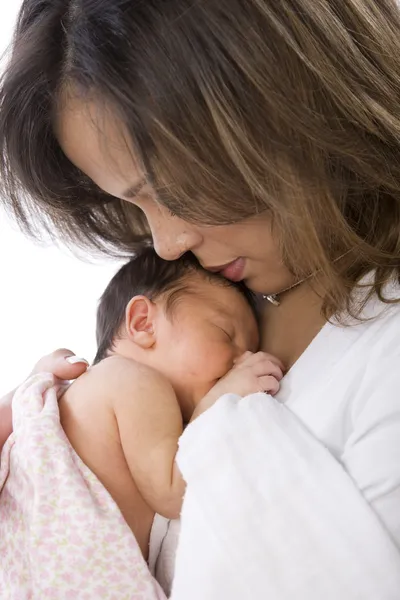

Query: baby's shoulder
[92,354,163,380]
[91,355,145,378]
[89,355,174,400]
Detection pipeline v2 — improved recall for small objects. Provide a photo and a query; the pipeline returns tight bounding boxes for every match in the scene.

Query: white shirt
[278,285,400,550]
[155,280,400,598]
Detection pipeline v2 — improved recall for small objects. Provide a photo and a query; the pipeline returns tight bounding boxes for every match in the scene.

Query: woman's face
[56,97,294,294]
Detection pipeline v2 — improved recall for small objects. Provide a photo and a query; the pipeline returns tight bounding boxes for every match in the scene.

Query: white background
[0,3,122,395]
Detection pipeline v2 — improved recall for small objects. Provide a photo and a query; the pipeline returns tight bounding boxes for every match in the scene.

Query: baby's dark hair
[94,247,257,364]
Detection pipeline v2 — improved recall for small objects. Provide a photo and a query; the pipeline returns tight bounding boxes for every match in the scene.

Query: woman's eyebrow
[122,179,146,199]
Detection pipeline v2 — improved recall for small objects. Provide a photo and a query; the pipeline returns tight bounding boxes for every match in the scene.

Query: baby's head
[94,247,259,417]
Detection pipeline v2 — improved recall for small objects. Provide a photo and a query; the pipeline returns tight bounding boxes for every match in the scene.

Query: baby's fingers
[258,375,280,395]
[236,351,285,373]
[233,351,253,367]
[252,351,285,372]
[252,359,283,382]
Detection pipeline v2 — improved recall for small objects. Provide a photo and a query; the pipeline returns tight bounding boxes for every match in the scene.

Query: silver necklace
[263,272,315,307]
[263,250,352,307]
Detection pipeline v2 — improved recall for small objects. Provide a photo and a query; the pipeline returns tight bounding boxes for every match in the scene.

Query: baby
[59,247,283,559]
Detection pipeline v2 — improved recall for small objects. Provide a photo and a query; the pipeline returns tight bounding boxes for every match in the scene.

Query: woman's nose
[152,226,202,260]
[149,212,203,261]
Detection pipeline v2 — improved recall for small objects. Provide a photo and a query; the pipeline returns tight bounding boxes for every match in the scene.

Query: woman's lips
[206,258,245,282]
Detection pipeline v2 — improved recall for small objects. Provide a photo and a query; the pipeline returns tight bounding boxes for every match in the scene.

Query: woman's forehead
[55,95,144,198]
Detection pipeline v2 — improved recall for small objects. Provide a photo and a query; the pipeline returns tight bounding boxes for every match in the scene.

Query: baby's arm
[107,352,283,521]
[109,357,185,520]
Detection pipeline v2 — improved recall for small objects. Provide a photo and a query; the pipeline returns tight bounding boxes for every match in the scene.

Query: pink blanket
[0,374,166,599]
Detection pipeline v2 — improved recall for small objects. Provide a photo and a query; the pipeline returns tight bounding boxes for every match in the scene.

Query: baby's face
[153,276,259,416]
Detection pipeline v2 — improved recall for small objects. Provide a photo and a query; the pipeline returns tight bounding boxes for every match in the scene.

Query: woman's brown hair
[1,0,400,316]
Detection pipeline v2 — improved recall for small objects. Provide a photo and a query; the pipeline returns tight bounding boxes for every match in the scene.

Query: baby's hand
[219,351,283,397]
[193,352,284,419]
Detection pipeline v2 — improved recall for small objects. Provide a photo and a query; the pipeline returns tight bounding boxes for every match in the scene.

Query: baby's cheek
[186,354,211,379]
[205,346,234,380]
[185,346,234,404]
[175,346,208,380]
[179,340,233,382]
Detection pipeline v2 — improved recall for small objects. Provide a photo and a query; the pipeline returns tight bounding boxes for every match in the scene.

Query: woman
[1,1,400,598]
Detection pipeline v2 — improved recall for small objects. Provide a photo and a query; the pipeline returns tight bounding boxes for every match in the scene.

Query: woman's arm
[172,389,400,600]
[0,389,14,450]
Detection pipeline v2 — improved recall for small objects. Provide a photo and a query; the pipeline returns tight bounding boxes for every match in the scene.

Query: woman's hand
[192,351,284,419]
[0,349,88,452]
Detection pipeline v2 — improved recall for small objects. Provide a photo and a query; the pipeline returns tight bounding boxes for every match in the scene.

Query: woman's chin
[242,275,267,294]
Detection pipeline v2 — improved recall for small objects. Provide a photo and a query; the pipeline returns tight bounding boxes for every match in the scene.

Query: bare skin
[59,358,157,559]
[261,283,326,369]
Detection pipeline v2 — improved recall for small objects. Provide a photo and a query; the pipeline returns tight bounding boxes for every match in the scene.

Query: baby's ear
[125,296,156,349]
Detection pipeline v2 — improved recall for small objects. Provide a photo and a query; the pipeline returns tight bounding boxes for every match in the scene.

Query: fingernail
[66,356,89,366]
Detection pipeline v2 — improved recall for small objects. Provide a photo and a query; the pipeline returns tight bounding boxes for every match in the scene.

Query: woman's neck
[260,282,326,371]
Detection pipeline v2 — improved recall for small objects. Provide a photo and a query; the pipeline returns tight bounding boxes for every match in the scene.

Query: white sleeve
[171,393,400,600]
[342,363,400,550]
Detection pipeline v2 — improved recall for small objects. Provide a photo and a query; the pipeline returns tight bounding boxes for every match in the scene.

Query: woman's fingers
[32,349,89,381]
